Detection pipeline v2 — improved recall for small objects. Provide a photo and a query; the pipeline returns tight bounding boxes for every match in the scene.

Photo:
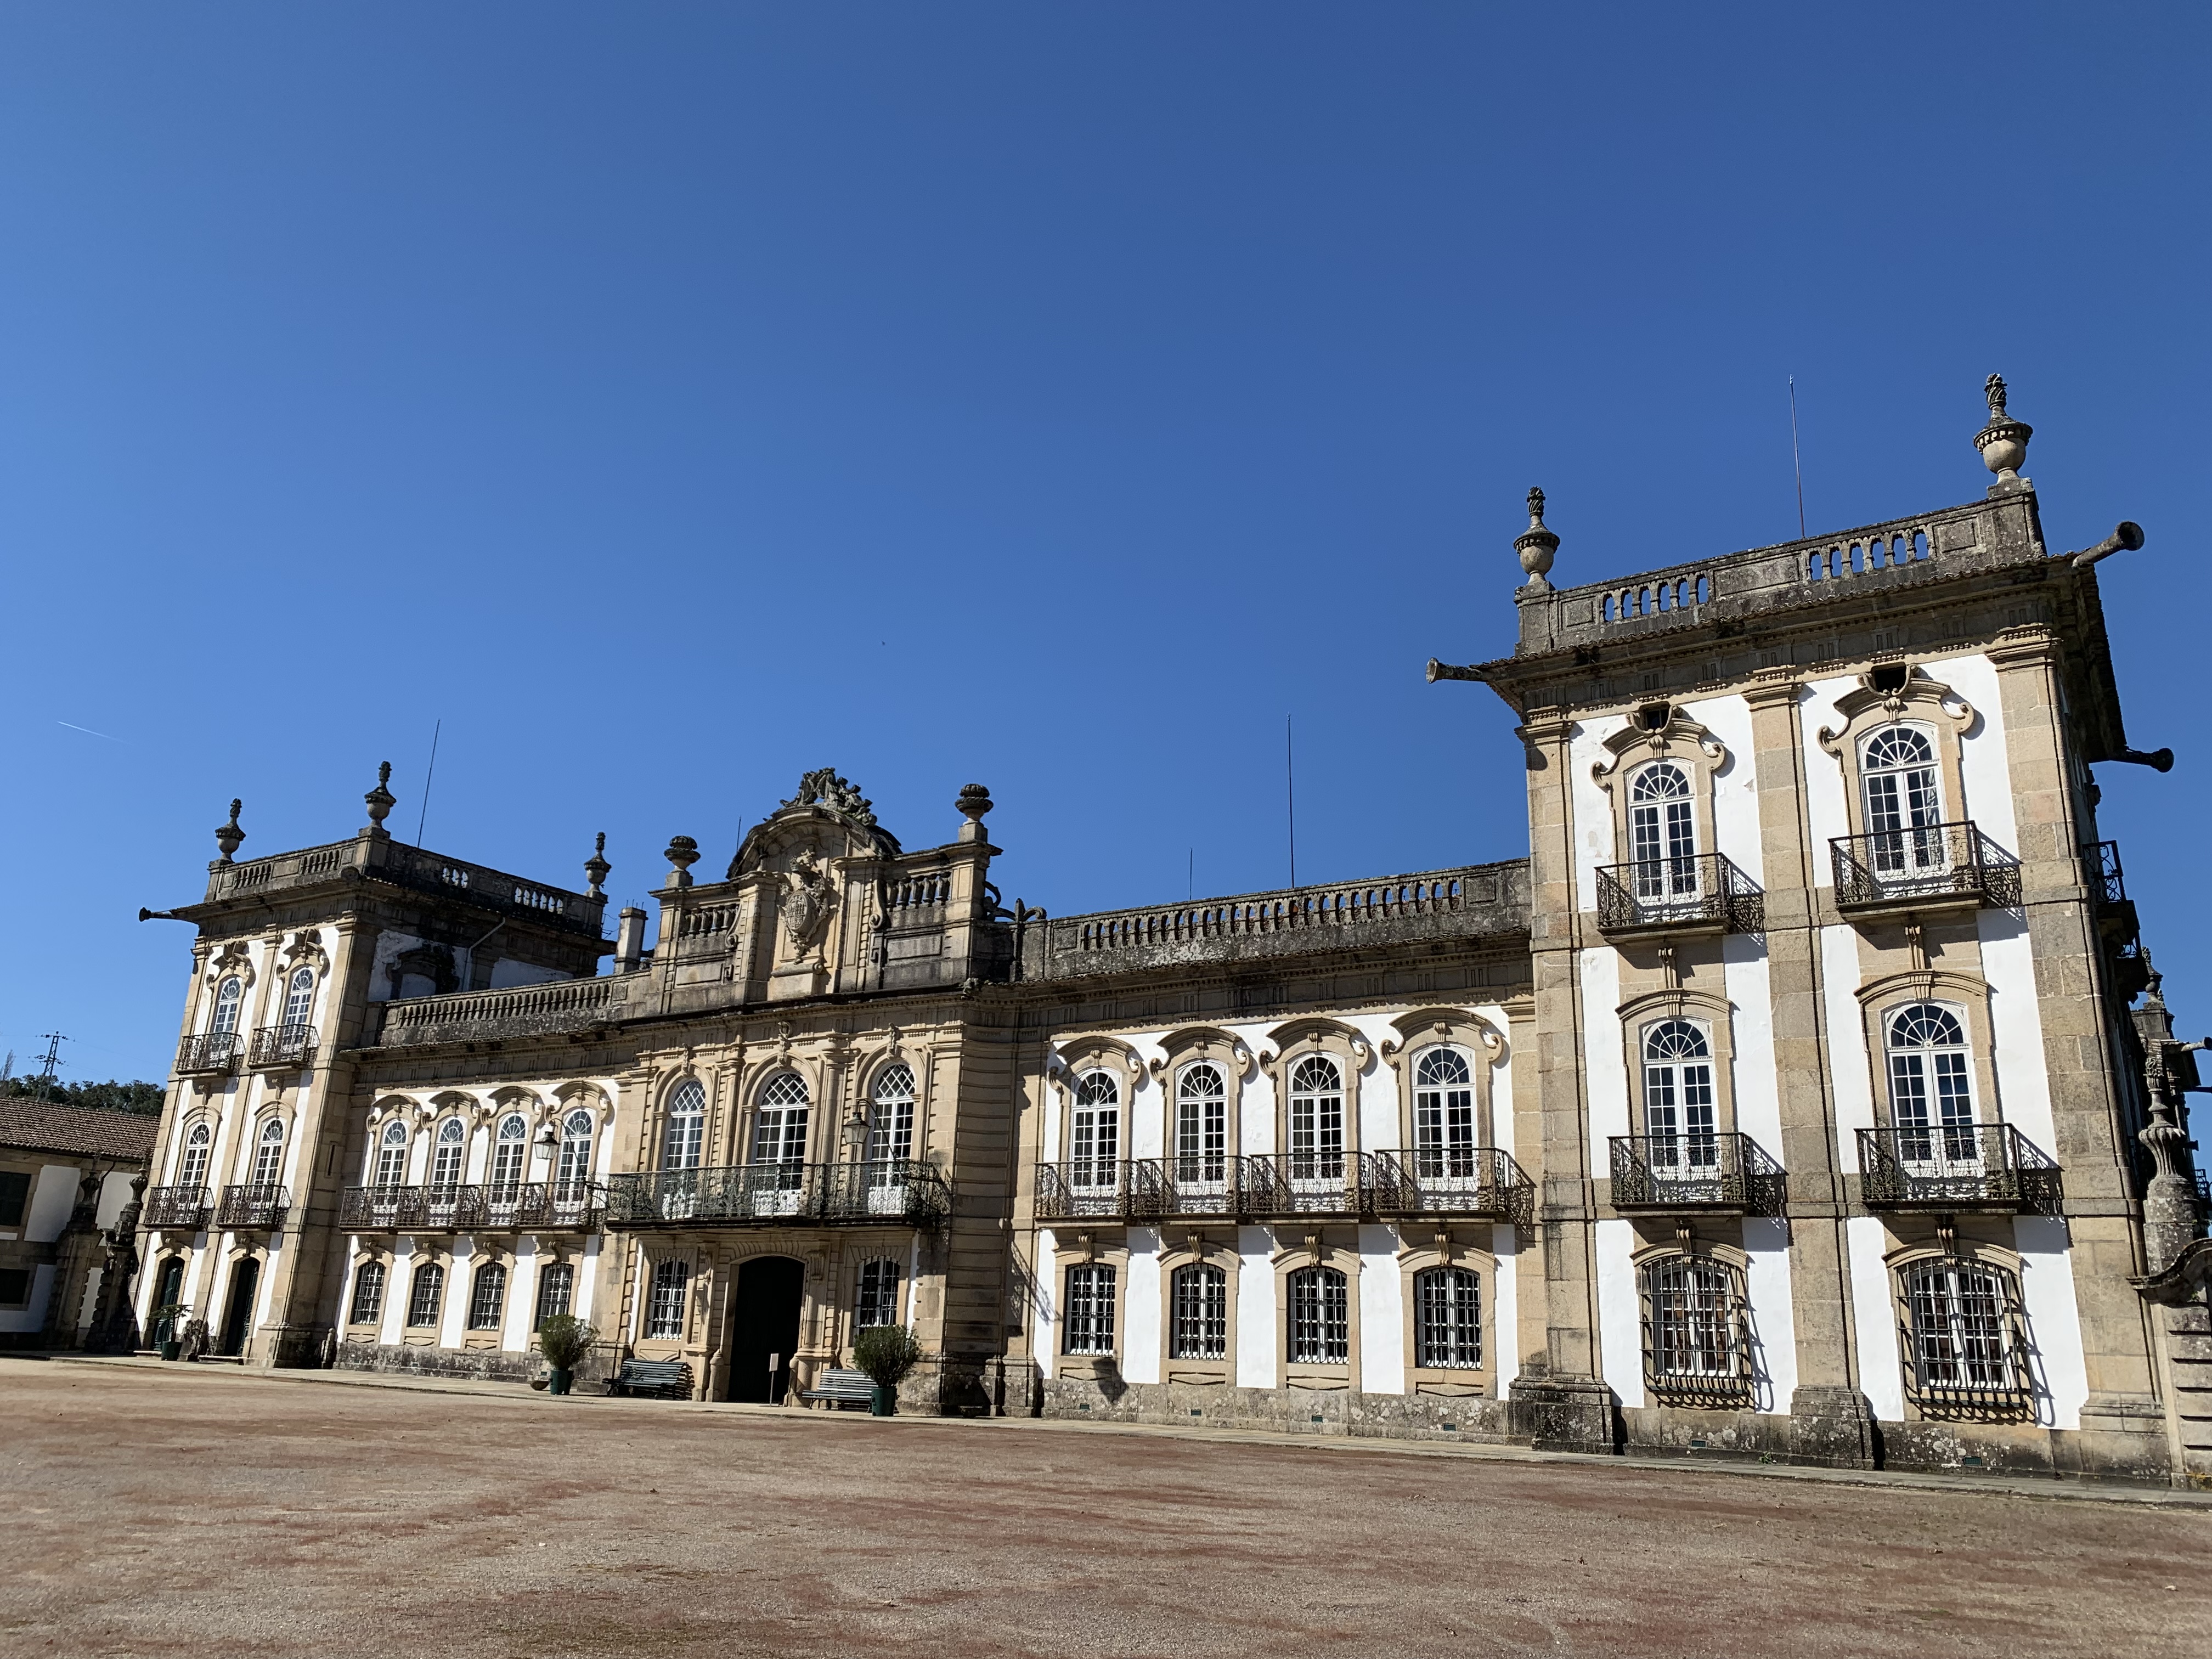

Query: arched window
[1415,1266,1481,1369]
[662,1080,707,1172]
[430,1118,466,1188]
[867,1063,916,1168]
[534,1262,575,1329]
[281,966,316,1030]
[1639,1255,1750,1403]
[1862,725,1945,874]
[374,1119,409,1187]
[1063,1263,1115,1355]
[1629,761,1698,899]
[556,1109,596,1192]
[1288,1265,1349,1364]
[406,1262,445,1328]
[178,1123,212,1189]
[1899,1259,2030,1416]
[1069,1071,1119,1188]
[1170,1262,1227,1360]
[489,1114,528,1193]
[856,1258,901,1329]
[1887,1003,1976,1163]
[209,975,244,1037]
[349,1261,386,1325]
[1643,1020,1717,1172]
[468,1262,508,1331]
[753,1073,810,1177]
[1175,1064,1227,1185]
[250,1119,286,1187]
[1413,1049,1475,1178]
[646,1259,690,1340]
[1288,1056,1345,1182]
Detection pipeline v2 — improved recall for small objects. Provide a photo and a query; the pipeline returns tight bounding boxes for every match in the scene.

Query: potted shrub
[537,1314,598,1396]
[153,1304,188,1362]
[851,1324,924,1417]
[179,1318,210,1363]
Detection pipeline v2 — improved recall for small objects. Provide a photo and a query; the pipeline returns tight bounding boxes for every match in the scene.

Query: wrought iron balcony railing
[141,1185,212,1230]
[1609,1133,1785,1215]
[1830,821,2021,913]
[175,1031,241,1077]
[1034,1149,1533,1224]
[339,1181,605,1233]
[216,1183,290,1230]
[249,1024,318,1069]
[1595,853,1765,935]
[599,1161,948,1231]
[1856,1124,2061,1215]
[2081,839,2126,907]
[1367,1147,1536,1226]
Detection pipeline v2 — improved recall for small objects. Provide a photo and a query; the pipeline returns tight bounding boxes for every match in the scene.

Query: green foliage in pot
[851,1324,924,1389]
[537,1314,599,1372]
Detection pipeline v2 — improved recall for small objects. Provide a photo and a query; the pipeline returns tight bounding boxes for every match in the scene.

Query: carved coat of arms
[778,851,838,954]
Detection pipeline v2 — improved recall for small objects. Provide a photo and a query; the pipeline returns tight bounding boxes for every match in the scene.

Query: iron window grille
[1170,1262,1228,1360]
[1288,1265,1350,1365]
[468,1263,507,1331]
[1898,1259,2035,1420]
[646,1260,690,1340]
[856,1258,901,1329]
[349,1261,386,1325]
[1063,1263,1116,1355]
[1415,1266,1482,1369]
[406,1263,444,1329]
[534,1263,574,1329]
[1639,1255,1754,1407]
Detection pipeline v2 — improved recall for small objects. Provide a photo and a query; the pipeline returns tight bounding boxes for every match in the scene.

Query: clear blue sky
[2,6,2205,1084]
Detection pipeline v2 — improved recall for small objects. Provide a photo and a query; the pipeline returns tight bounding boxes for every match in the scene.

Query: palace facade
[130,379,2212,1485]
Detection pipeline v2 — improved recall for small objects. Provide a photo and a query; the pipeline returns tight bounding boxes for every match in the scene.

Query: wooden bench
[800,1367,875,1409]
[605,1358,694,1400]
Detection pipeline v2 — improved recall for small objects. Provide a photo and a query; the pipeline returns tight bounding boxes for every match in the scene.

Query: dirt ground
[3,1359,2208,1659]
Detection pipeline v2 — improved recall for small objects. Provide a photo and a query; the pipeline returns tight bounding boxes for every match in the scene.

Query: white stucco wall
[1235,1225,1274,1388]
[1679,691,1763,884]
[1741,1216,1798,1412]
[1122,1228,1161,1385]
[1358,1223,1403,1395]
[1595,1216,1643,1408]
[1569,713,1631,912]
[1846,1215,1904,1420]
[2014,1216,2086,1430]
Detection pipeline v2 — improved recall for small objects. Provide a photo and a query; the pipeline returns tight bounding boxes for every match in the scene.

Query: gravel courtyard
[4,1358,2208,1659]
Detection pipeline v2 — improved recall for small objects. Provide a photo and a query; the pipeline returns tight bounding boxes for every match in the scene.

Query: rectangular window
[0,1170,30,1229]
[348,1262,386,1325]
[406,1264,444,1329]
[0,1266,30,1306]
[534,1263,575,1329]
[646,1260,690,1340]
[1070,1107,1119,1184]
[1064,1264,1116,1355]
[1288,1267,1349,1364]
[856,1259,901,1329]
[1641,1257,1748,1402]
[1904,1261,2027,1410]
[1170,1263,1227,1360]
[1416,1267,1482,1369]
[467,1265,507,1331]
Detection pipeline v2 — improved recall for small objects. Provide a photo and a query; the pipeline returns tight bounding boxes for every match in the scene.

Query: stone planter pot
[870,1383,896,1417]
[547,1368,574,1396]
[160,1340,182,1362]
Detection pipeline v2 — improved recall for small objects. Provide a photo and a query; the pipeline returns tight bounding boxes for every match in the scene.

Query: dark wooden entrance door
[727,1256,803,1403]
[217,1256,259,1356]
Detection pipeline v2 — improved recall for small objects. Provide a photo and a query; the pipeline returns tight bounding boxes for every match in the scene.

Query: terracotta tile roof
[0,1097,158,1163]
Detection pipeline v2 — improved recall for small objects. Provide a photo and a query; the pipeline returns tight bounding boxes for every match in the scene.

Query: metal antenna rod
[415,719,442,846]
[1789,377,1807,539]
[1286,715,1297,890]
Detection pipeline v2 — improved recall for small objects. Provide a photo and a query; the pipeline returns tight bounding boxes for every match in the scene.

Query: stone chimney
[614,907,648,974]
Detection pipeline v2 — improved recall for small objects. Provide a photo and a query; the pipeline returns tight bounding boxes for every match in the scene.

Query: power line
[1286,715,1297,890]
[415,718,442,846]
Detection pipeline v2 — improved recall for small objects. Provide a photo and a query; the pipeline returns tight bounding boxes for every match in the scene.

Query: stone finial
[1515,486,1560,591]
[1973,371,2033,492]
[363,761,397,831]
[956,783,994,844]
[663,834,700,890]
[214,799,245,864]
[583,831,611,899]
